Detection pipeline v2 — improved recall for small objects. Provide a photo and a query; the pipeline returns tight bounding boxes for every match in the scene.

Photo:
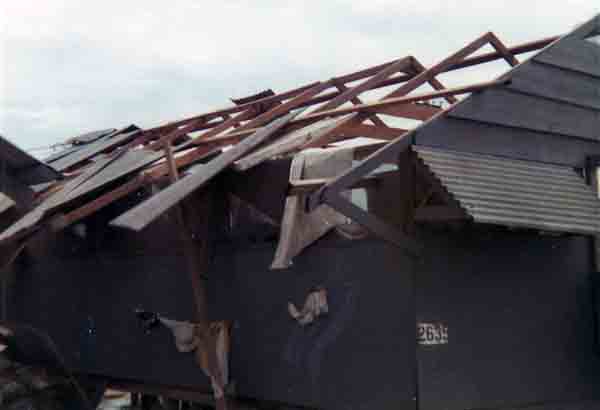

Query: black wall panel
[416,228,600,410]
[10,208,210,389]
[208,236,417,410]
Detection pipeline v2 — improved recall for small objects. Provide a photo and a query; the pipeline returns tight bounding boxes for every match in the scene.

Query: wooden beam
[301,33,499,150]
[233,117,343,172]
[227,82,332,132]
[111,111,300,232]
[446,36,557,71]
[164,142,179,183]
[134,35,555,147]
[333,82,388,127]
[305,80,506,126]
[386,32,495,99]
[314,57,412,112]
[193,79,504,150]
[411,58,458,104]
[151,108,256,150]
[366,103,440,120]
[337,123,407,140]
[324,193,422,256]
[306,132,413,212]
[487,32,520,67]
[288,170,397,195]
[53,175,149,229]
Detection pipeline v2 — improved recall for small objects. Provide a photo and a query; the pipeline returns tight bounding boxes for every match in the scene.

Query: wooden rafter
[5,32,559,245]
[332,82,388,127]
[486,32,520,67]
[410,58,457,104]
[130,35,556,149]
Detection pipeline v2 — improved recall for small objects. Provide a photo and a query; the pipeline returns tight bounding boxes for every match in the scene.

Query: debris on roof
[1,15,599,261]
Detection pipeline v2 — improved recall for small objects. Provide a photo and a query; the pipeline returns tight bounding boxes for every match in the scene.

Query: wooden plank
[446,36,558,71]
[301,79,504,149]
[508,62,600,110]
[229,82,332,133]
[288,170,397,195]
[324,193,422,256]
[63,149,162,203]
[144,146,221,180]
[133,35,555,147]
[338,123,407,140]
[271,155,305,269]
[111,111,300,231]
[53,175,148,229]
[367,103,440,120]
[449,88,600,141]
[314,57,412,112]
[166,109,256,150]
[306,132,413,211]
[386,32,493,99]
[534,37,600,78]
[487,32,520,67]
[410,58,457,104]
[333,82,388,127]
[0,155,120,244]
[164,142,179,182]
[233,117,344,172]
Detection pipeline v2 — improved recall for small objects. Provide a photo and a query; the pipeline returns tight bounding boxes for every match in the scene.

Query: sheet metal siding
[417,230,600,410]
[415,145,600,234]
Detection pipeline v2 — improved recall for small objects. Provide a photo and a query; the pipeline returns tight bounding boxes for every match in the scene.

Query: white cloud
[1,1,598,151]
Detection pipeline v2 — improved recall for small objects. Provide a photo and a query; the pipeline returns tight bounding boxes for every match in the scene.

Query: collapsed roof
[0,14,599,259]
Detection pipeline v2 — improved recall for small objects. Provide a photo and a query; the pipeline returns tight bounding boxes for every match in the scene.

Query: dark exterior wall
[8,197,211,389]
[416,227,600,410]
[208,236,417,410]
[6,179,600,410]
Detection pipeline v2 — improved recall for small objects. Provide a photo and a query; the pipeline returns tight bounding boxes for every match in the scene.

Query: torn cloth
[271,148,353,269]
[288,288,329,326]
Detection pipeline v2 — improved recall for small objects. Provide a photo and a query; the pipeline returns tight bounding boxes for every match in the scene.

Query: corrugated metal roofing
[414,145,600,235]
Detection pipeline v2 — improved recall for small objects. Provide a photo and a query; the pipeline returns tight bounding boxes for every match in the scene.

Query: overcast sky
[1,1,598,154]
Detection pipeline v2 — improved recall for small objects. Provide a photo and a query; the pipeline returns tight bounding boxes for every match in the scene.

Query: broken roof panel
[63,148,162,202]
[68,128,117,145]
[0,135,61,185]
[110,111,300,231]
[48,126,141,172]
[44,129,117,164]
[0,15,593,248]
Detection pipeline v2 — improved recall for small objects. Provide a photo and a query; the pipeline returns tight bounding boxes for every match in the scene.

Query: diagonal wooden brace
[306,132,421,256]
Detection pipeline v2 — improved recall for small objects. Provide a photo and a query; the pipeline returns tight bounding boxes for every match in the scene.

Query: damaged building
[1,13,600,410]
